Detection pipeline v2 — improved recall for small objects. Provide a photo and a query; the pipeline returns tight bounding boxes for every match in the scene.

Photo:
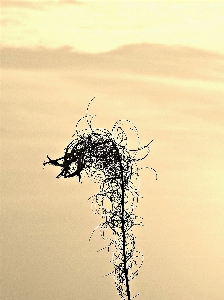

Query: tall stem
[117,150,131,300]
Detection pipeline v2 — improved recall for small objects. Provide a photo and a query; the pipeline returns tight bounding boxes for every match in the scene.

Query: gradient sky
[1,1,224,300]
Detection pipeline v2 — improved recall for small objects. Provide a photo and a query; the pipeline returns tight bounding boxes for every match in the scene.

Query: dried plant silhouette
[43,98,157,300]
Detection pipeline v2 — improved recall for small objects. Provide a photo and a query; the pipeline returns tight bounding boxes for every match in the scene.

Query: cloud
[1,43,224,83]
[1,1,41,9]
[1,0,82,9]
[60,0,83,4]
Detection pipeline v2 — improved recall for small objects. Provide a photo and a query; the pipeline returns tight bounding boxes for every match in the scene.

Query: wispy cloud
[1,44,224,84]
[1,2,224,54]
[1,0,82,9]
[1,1,41,9]
[60,0,83,5]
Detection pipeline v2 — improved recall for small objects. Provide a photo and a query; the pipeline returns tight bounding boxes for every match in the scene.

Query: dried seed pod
[43,98,157,300]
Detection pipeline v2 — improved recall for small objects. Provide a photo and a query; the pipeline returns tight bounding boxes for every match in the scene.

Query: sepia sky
[1,0,224,53]
[1,1,224,300]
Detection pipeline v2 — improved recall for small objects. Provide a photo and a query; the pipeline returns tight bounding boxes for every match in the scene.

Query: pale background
[1,1,224,300]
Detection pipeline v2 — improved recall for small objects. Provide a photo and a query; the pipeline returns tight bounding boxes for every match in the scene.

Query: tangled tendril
[43,97,157,300]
